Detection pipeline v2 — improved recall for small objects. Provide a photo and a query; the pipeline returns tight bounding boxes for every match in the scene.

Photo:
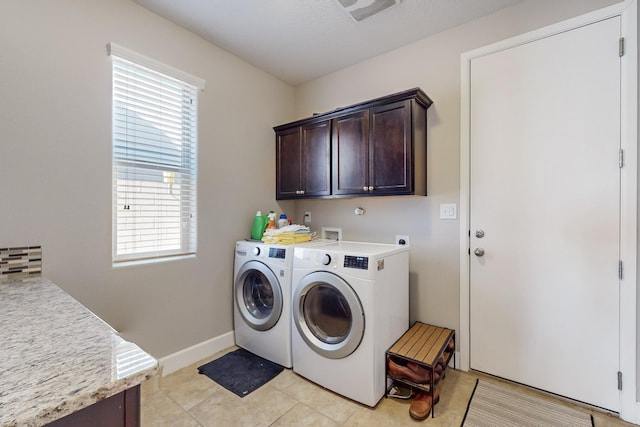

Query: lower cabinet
[47,385,140,427]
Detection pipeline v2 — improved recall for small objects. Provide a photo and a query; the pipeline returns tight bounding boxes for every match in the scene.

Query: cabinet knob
[368,186,374,191]
[363,186,368,191]
[300,190,305,195]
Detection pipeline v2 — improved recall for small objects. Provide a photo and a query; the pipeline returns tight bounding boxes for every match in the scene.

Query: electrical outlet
[396,235,410,246]
[304,211,311,223]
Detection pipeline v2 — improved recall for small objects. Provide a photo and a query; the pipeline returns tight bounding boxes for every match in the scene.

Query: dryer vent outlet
[396,235,409,246]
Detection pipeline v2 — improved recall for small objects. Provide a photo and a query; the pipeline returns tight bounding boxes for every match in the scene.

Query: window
[108,43,205,263]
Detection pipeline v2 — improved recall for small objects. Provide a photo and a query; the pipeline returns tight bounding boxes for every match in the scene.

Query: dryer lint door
[235,260,283,331]
[293,271,364,359]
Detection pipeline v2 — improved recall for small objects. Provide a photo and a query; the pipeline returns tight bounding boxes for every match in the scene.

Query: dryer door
[293,271,364,359]
[235,260,283,331]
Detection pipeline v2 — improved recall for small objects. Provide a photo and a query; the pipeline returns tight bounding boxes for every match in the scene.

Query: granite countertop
[0,276,158,427]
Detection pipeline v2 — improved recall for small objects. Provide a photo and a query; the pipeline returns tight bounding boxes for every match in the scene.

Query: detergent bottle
[277,213,289,228]
[251,211,267,240]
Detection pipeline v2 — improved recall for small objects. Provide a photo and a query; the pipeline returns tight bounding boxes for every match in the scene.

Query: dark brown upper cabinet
[276,120,331,199]
[274,88,432,200]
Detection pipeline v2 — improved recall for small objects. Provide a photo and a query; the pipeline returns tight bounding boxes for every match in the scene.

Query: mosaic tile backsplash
[0,246,42,278]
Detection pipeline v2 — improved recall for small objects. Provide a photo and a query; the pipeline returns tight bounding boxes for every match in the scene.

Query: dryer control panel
[269,247,286,259]
[344,255,368,270]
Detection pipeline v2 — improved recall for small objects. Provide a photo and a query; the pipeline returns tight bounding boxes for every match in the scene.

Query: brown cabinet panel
[332,111,369,196]
[302,121,331,196]
[276,127,303,199]
[47,386,140,427]
[275,120,330,200]
[370,100,412,194]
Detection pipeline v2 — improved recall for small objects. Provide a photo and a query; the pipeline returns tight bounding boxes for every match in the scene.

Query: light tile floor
[141,347,636,427]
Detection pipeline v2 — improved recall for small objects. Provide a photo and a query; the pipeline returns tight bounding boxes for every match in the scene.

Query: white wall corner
[158,331,235,376]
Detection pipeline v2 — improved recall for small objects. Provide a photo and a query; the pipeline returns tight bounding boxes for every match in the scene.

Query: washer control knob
[252,247,260,256]
[321,254,331,265]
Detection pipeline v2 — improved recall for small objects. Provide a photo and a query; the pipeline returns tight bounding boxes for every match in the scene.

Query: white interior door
[469,16,621,411]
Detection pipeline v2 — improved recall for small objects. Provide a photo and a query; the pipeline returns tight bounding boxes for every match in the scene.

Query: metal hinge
[619,38,625,57]
[619,149,624,168]
[618,371,623,390]
[619,260,623,280]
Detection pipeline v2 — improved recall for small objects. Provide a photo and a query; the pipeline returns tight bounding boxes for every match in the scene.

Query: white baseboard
[158,331,235,376]
[620,401,640,425]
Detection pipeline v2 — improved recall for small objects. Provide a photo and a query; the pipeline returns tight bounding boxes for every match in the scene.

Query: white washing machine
[291,241,409,407]
[233,240,295,368]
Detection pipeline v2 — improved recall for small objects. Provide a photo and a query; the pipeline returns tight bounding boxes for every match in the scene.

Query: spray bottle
[266,211,277,230]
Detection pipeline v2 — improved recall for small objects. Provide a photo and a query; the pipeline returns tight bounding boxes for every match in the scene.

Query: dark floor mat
[197,348,284,397]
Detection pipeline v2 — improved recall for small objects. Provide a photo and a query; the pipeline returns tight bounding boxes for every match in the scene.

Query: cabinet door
[47,386,140,427]
[332,110,369,196]
[276,127,302,199]
[370,100,413,195]
[301,121,331,197]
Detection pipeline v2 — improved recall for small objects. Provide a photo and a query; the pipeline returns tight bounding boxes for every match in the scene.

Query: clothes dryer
[233,240,295,367]
[291,241,409,406]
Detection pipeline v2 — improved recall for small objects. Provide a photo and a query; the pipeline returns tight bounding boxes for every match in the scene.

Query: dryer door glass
[293,271,364,359]
[304,284,351,344]
[235,260,283,331]
[244,270,274,318]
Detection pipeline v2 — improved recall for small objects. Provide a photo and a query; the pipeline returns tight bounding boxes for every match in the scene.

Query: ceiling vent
[336,0,401,22]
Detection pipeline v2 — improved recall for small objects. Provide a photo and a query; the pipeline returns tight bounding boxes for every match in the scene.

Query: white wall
[292,0,622,340]
[0,0,293,358]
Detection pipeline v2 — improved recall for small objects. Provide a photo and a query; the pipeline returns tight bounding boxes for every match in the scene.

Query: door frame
[459,0,638,422]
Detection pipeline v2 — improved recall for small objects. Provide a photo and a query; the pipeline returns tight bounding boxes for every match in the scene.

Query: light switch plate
[439,204,457,220]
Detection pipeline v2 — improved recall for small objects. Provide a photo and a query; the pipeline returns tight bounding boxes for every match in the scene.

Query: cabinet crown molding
[274,87,432,131]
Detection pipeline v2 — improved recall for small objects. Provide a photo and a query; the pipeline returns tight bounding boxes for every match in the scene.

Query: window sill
[112,254,196,269]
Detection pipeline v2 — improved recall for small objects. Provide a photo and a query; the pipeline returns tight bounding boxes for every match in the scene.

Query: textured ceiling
[134,0,524,86]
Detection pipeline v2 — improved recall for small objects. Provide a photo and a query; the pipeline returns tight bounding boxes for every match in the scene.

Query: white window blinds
[109,43,204,263]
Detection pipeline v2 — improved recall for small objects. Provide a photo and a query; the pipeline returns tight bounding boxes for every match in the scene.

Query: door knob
[475,229,485,238]
[474,248,485,257]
